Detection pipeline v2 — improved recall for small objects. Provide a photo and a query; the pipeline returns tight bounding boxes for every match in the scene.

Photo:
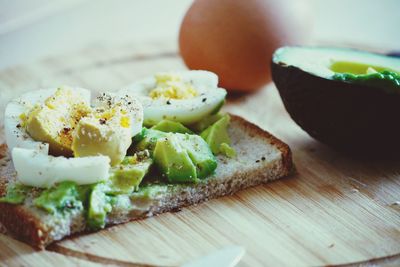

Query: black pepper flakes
[261,156,266,161]
[202,98,207,102]
[256,160,260,163]
[62,127,71,134]
[99,118,106,125]
[166,100,171,105]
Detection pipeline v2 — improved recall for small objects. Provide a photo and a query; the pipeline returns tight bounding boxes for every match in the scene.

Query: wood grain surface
[0,42,399,267]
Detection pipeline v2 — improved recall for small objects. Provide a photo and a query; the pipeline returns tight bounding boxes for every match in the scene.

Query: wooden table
[0,42,399,267]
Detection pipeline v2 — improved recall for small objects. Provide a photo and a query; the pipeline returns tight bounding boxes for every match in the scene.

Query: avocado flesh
[189,113,223,132]
[133,128,167,153]
[87,183,112,229]
[330,61,399,74]
[272,46,400,155]
[0,183,30,204]
[151,120,193,134]
[108,156,153,194]
[153,134,198,183]
[33,181,83,214]
[134,128,217,182]
[330,61,400,92]
[176,134,217,179]
[200,114,232,155]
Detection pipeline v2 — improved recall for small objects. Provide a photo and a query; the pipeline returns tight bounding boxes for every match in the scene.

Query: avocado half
[271,46,400,155]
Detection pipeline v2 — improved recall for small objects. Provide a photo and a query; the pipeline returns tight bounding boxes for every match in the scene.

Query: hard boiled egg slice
[72,93,144,166]
[93,92,144,137]
[119,70,227,126]
[12,148,110,188]
[4,87,91,155]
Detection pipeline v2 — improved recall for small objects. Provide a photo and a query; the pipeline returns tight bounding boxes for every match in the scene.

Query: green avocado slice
[176,133,217,179]
[189,113,223,133]
[133,128,167,152]
[200,114,232,155]
[153,134,198,183]
[108,155,153,194]
[87,183,112,230]
[34,181,83,214]
[152,120,193,134]
[0,183,31,204]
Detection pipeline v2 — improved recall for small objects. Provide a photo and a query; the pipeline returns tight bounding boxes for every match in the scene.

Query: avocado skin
[271,59,400,155]
[387,52,400,58]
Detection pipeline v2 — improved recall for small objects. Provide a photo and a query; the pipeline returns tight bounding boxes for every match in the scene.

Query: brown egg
[179,0,311,92]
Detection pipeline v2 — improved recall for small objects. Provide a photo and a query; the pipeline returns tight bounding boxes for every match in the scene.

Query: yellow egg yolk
[149,73,198,100]
[22,87,91,156]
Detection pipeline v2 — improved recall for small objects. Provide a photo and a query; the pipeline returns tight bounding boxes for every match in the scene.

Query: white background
[0,0,399,70]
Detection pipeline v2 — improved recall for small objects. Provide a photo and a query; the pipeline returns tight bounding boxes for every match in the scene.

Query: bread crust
[0,115,294,249]
[0,204,48,248]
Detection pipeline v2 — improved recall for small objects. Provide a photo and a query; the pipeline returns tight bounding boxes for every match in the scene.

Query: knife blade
[181,246,245,267]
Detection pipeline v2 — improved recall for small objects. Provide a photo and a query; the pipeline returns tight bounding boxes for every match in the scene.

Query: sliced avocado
[219,143,236,158]
[132,128,147,143]
[0,183,31,204]
[271,46,400,154]
[87,183,112,229]
[176,133,217,179]
[133,128,167,152]
[189,113,223,132]
[200,114,232,155]
[153,134,197,183]
[108,155,153,194]
[152,120,193,134]
[34,181,83,214]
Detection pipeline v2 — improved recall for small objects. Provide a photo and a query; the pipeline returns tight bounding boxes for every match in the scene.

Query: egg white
[119,70,227,126]
[12,148,110,188]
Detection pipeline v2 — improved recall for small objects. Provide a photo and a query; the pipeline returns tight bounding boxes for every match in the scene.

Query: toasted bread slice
[0,114,293,249]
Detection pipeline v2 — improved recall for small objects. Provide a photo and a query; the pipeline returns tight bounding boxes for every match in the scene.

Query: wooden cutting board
[0,42,399,267]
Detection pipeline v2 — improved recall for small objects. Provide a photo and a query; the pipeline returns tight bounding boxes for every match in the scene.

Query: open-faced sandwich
[0,70,293,248]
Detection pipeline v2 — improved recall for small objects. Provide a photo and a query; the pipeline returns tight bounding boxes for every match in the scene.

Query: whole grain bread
[0,114,293,249]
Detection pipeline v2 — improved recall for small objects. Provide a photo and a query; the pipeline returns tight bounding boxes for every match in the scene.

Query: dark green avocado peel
[271,46,400,156]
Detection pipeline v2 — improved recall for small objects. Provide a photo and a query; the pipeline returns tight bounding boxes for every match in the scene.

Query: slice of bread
[0,114,294,249]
